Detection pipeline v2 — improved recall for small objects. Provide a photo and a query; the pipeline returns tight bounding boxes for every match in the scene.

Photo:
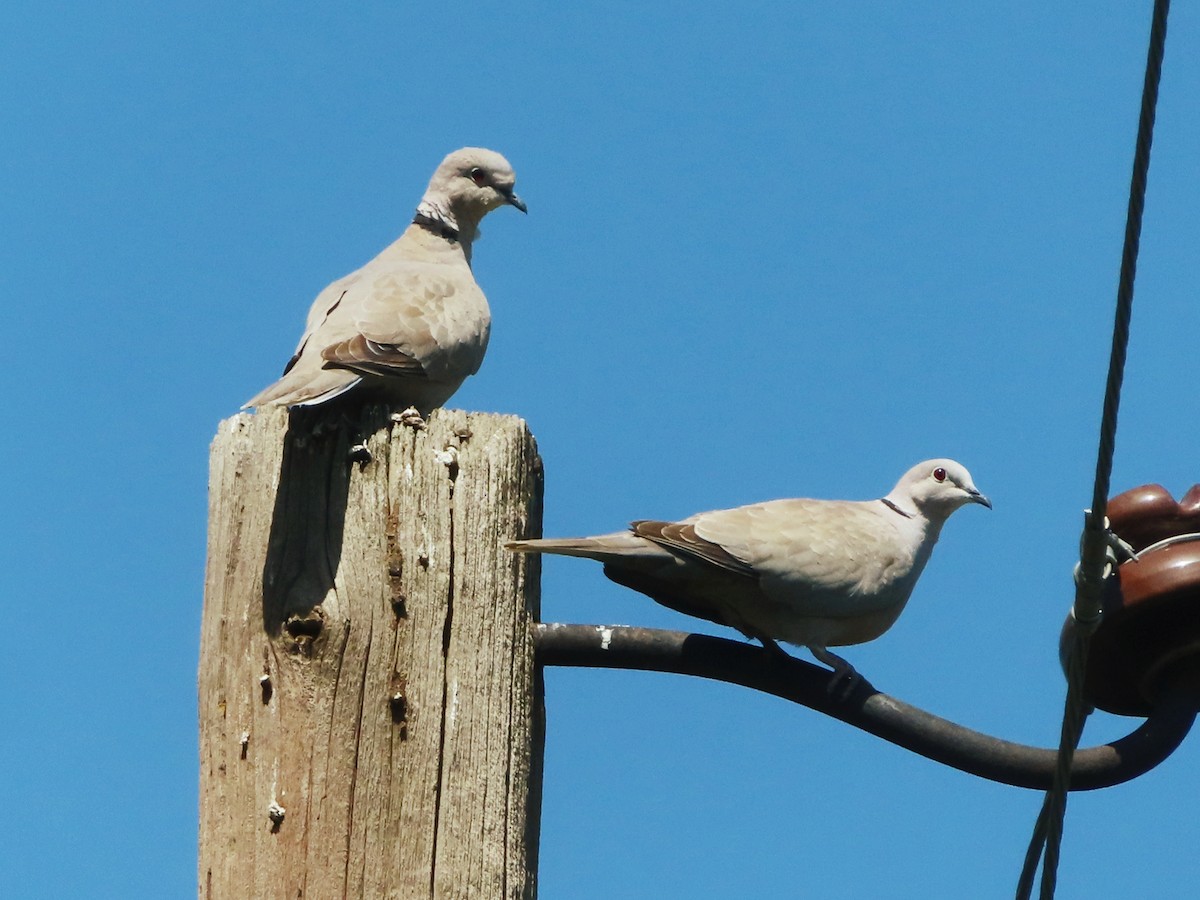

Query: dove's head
[416,147,525,240]
[888,459,991,523]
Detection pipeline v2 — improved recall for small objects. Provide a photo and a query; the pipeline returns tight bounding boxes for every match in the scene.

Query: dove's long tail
[505,532,656,563]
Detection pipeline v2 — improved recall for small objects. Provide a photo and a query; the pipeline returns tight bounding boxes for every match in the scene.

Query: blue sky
[3,3,1199,897]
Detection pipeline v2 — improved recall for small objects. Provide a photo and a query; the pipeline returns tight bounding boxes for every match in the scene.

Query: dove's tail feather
[505,532,654,562]
[243,367,362,410]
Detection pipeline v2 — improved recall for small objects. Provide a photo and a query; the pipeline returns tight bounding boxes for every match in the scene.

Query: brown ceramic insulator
[1065,483,1200,716]
[1107,483,1200,553]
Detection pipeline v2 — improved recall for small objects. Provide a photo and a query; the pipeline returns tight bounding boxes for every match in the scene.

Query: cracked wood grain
[199,407,544,899]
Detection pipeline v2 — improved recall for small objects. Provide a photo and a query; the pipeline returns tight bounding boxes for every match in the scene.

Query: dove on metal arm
[508,460,990,685]
[244,147,526,413]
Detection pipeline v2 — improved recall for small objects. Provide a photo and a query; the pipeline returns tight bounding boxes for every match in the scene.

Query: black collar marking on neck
[413,212,459,243]
[879,498,913,519]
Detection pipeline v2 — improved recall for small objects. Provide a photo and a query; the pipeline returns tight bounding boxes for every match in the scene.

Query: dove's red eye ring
[933,467,947,482]
[469,167,488,186]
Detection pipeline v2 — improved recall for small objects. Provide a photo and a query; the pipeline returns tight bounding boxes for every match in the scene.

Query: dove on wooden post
[244,147,526,413]
[508,459,990,683]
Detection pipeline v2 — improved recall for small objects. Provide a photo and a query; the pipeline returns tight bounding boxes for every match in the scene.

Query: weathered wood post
[199,406,544,899]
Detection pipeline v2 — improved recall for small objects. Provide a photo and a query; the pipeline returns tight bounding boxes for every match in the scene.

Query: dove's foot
[392,406,428,430]
[809,646,862,699]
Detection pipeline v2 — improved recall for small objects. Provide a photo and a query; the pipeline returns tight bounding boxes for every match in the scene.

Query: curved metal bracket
[535,623,1198,791]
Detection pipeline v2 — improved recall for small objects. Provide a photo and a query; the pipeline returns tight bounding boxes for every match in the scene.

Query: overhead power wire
[1015,1,1171,898]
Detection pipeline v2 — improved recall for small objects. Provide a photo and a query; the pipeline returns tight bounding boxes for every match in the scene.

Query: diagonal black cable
[1016,1,1171,897]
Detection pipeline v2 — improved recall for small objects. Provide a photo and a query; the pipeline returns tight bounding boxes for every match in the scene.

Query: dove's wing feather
[337,258,490,382]
[629,519,758,576]
[242,236,489,408]
[693,499,920,618]
[296,267,369,354]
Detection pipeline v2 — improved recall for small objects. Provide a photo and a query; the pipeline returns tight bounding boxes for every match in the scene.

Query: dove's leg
[808,646,862,697]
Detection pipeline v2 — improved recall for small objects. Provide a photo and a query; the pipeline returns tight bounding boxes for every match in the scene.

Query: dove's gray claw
[392,406,428,430]
[809,646,862,699]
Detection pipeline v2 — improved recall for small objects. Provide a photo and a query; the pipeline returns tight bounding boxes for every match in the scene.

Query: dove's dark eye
[469,167,488,186]
[933,467,947,483]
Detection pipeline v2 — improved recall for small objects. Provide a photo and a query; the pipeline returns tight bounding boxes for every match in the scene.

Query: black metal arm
[534,623,1197,791]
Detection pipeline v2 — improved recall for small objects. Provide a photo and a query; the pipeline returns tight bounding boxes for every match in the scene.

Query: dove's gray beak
[504,190,527,213]
[969,490,992,509]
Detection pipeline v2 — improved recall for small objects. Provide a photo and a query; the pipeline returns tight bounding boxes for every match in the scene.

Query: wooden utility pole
[198,407,544,899]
